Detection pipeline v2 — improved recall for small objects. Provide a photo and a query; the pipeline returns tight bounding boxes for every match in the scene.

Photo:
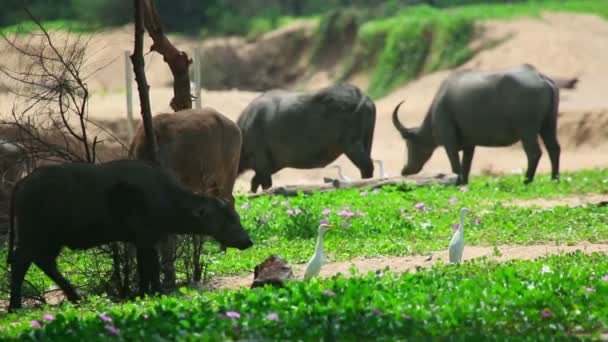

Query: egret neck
[458,209,467,233]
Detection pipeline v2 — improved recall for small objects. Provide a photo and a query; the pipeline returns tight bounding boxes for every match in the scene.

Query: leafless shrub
[0,12,132,308]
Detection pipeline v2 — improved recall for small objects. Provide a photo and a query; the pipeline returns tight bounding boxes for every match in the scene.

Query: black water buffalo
[392,64,560,185]
[6,159,253,312]
[237,82,376,193]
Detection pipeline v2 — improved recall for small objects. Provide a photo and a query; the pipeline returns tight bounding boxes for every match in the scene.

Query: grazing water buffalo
[6,159,253,312]
[237,82,376,193]
[129,108,242,287]
[392,64,560,185]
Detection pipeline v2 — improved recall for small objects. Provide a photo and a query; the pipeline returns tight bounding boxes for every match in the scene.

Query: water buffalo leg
[521,135,542,184]
[149,248,161,293]
[192,234,203,282]
[35,256,80,303]
[158,234,177,290]
[461,146,475,184]
[252,172,272,192]
[443,145,463,184]
[8,249,32,311]
[436,120,463,184]
[344,142,374,178]
[136,245,161,295]
[540,126,561,180]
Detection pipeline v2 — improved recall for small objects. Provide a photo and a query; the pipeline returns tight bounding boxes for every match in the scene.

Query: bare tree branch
[141,0,193,111]
[132,0,159,164]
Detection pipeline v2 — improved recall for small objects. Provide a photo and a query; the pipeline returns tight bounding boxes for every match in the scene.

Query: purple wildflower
[474,218,481,225]
[448,197,459,204]
[98,313,112,323]
[540,308,553,319]
[142,314,149,319]
[338,210,354,218]
[105,325,120,335]
[226,311,241,319]
[603,275,608,282]
[294,208,303,215]
[414,202,425,211]
[320,219,329,225]
[321,209,331,216]
[451,223,460,231]
[240,202,250,210]
[281,201,290,207]
[360,191,368,197]
[406,216,414,221]
[322,290,335,297]
[286,209,294,215]
[459,186,469,193]
[218,313,228,319]
[43,313,55,322]
[266,312,280,321]
[30,320,41,328]
[373,309,383,316]
[585,287,595,293]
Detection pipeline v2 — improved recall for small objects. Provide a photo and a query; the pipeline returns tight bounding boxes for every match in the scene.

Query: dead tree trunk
[137,0,203,286]
[132,0,159,163]
[142,0,193,111]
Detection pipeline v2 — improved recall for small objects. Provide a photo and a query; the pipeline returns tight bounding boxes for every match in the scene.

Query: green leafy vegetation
[2,253,608,339]
[2,168,607,307]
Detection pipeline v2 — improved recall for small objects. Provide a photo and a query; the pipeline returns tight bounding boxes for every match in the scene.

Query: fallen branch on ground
[246,173,458,198]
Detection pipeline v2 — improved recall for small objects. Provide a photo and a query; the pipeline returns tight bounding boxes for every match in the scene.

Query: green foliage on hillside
[354,0,608,98]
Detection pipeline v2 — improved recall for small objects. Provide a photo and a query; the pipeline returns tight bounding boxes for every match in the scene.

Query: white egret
[303,223,336,281]
[448,208,470,264]
[330,165,352,183]
[373,159,387,179]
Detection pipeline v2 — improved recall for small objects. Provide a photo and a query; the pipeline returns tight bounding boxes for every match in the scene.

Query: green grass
[2,253,608,340]
[2,168,607,307]
[356,0,608,98]
[0,20,97,36]
[215,169,608,276]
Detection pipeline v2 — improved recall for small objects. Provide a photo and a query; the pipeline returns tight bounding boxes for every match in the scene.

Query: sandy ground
[506,193,608,208]
[1,12,608,194]
[206,242,608,291]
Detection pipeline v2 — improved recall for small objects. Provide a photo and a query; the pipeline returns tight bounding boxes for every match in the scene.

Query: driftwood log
[552,76,578,90]
[251,254,295,289]
[247,173,458,198]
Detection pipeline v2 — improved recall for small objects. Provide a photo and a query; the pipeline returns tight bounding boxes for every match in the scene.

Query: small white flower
[541,265,552,274]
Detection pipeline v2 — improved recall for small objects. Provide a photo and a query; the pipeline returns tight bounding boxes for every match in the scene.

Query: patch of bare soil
[205,243,608,291]
[505,193,608,209]
[1,13,608,193]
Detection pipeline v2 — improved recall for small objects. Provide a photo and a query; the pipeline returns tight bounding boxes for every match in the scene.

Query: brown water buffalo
[237,82,376,193]
[129,107,243,287]
[392,64,560,185]
[6,159,253,312]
